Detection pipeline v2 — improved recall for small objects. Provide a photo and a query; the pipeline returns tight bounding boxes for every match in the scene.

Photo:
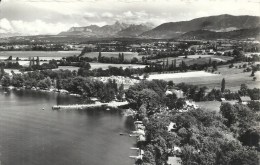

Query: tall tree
[174,59,177,69]
[221,78,225,93]
[122,53,124,62]
[118,53,121,62]
[98,51,102,62]
[166,58,169,69]
[36,56,40,66]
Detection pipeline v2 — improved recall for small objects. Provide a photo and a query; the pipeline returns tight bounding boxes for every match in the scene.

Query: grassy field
[196,101,222,113]
[82,52,141,60]
[0,51,81,60]
[145,66,260,91]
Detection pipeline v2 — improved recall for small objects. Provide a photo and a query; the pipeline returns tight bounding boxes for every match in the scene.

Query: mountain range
[58,14,260,40]
[58,21,154,38]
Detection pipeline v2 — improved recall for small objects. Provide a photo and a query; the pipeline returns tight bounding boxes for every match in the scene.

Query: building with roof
[239,96,251,105]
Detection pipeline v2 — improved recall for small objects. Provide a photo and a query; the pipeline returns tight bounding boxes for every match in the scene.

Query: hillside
[178,27,260,40]
[141,14,260,39]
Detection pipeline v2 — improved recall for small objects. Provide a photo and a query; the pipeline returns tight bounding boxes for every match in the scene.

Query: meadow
[89,62,147,70]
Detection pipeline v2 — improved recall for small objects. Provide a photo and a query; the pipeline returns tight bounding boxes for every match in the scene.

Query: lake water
[0,89,136,165]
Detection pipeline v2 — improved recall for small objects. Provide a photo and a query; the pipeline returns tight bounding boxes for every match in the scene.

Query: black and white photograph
[0,0,260,164]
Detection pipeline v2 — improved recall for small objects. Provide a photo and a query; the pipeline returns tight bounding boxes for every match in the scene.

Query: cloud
[101,12,114,18]
[123,11,134,17]
[83,12,96,18]
[1,0,260,35]
[0,18,79,35]
[0,18,13,33]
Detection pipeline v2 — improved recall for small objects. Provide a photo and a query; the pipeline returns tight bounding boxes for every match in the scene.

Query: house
[239,96,251,105]
[167,156,182,165]
[167,122,177,132]
[137,135,146,142]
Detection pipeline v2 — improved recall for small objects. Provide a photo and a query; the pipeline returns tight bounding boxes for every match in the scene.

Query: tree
[239,84,248,96]
[131,57,138,64]
[116,83,124,101]
[56,77,61,91]
[250,70,255,77]
[98,51,102,62]
[247,101,260,112]
[118,53,122,62]
[143,73,149,80]
[32,57,35,66]
[173,59,177,69]
[122,53,124,62]
[212,61,218,70]
[36,56,40,66]
[1,74,11,87]
[220,103,237,127]
[7,56,12,61]
[208,57,212,66]
[166,58,169,69]
[221,78,225,93]
[11,74,24,87]
[0,65,5,79]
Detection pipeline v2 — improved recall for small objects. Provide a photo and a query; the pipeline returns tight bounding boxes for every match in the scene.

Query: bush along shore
[0,68,130,108]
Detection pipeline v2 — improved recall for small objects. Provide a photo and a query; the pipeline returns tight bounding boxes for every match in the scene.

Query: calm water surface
[0,89,135,165]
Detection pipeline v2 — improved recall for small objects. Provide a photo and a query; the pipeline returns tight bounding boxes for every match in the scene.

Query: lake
[0,89,136,165]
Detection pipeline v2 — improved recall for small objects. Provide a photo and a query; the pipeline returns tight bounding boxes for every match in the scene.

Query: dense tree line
[125,80,259,165]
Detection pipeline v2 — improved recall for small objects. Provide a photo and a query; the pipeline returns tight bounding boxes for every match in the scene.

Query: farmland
[148,55,233,66]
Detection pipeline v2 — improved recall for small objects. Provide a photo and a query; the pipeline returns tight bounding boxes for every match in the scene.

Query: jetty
[52,101,128,110]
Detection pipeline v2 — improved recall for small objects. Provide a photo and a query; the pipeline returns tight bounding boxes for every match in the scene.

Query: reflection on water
[0,89,135,165]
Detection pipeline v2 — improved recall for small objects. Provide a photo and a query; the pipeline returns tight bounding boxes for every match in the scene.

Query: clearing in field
[145,71,218,80]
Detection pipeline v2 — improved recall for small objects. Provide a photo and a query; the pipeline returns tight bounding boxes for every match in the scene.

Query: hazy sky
[0,0,260,35]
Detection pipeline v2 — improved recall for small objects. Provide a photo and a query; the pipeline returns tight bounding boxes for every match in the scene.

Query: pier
[52,101,128,110]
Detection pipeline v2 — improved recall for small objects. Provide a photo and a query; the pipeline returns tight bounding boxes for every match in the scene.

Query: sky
[0,0,260,35]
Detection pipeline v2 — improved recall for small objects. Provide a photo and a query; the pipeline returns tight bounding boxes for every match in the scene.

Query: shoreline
[1,86,129,110]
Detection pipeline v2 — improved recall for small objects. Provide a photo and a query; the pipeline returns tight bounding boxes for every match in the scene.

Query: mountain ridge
[140,14,260,39]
